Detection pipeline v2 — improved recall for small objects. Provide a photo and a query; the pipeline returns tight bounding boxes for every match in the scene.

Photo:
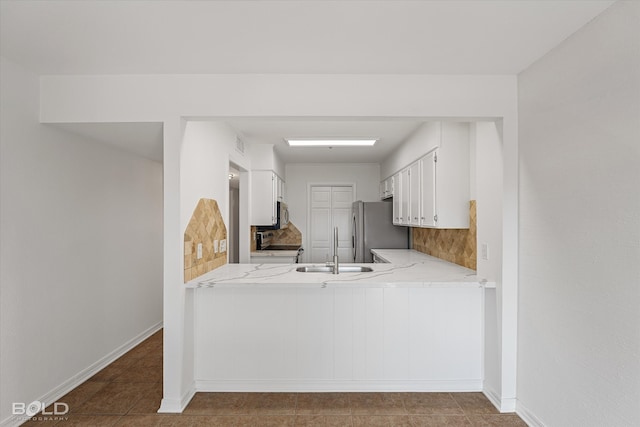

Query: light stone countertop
[187,250,495,289]
[250,250,300,257]
[371,249,452,264]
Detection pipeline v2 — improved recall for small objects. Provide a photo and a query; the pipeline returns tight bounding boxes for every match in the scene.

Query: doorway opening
[228,163,241,263]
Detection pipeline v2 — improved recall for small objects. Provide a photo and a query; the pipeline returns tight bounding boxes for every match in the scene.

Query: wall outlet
[219,239,227,253]
[197,243,203,259]
[481,243,489,260]
[214,240,219,253]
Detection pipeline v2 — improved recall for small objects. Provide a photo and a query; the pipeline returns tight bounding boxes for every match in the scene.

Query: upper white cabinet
[391,122,470,229]
[392,172,402,225]
[419,151,437,227]
[379,176,393,200]
[251,170,283,226]
[400,168,410,225]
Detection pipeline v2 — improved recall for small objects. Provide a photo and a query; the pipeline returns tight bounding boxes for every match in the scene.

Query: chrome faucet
[326,226,339,274]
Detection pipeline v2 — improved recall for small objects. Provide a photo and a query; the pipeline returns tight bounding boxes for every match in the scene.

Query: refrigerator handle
[352,214,357,262]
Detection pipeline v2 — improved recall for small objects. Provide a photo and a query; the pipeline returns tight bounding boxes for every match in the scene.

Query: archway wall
[39,73,519,412]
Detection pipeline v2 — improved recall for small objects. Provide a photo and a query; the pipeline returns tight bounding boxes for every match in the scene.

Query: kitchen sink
[296,266,374,273]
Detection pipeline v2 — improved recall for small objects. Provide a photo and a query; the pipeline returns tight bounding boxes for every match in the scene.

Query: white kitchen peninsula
[187,254,493,393]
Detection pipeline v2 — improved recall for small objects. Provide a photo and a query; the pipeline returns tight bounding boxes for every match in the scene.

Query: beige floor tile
[409,415,472,426]
[451,393,499,415]
[112,365,163,383]
[402,393,464,415]
[75,382,155,415]
[295,415,353,426]
[51,415,123,426]
[45,381,110,414]
[465,414,529,426]
[297,393,351,415]
[113,414,175,426]
[352,415,412,427]
[243,392,297,415]
[235,415,296,426]
[349,393,406,415]
[183,392,249,415]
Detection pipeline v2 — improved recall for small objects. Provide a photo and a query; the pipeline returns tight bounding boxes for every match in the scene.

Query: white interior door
[309,185,354,263]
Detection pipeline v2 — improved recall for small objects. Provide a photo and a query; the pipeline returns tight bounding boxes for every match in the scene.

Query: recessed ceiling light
[285,139,377,147]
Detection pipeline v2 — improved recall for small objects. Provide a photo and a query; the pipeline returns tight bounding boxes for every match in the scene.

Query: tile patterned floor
[23,330,527,426]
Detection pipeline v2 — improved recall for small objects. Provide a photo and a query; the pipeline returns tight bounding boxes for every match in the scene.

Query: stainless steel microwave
[276,201,289,229]
[257,201,289,230]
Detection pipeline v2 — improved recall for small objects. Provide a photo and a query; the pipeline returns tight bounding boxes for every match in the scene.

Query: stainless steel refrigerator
[352,201,409,263]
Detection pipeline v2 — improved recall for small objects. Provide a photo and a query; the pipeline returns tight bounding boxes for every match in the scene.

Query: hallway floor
[25,330,527,426]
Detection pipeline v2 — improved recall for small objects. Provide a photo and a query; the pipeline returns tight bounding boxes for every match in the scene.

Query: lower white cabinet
[194,285,483,390]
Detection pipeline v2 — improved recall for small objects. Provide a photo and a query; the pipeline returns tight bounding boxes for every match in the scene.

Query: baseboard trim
[195,379,483,392]
[516,400,546,427]
[158,383,196,413]
[0,321,163,427]
[483,386,517,413]
[483,386,502,411]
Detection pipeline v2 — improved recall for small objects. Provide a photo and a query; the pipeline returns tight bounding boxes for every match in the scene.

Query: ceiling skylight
[286,139,377,147]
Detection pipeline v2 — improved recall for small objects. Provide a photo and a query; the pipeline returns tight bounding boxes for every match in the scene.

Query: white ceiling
[0,0,614,75]
[0,1,614,164]
[227,119,425,164]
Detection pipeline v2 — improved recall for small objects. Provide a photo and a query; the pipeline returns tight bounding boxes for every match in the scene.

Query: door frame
[305,182,356,263]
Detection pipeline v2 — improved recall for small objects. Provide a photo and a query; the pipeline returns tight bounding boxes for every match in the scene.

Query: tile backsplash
[251,221,303,251]
[412,200,477,270]
[184,198,227,282]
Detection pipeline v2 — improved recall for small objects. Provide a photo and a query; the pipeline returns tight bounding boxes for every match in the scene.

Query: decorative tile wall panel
[412,200,477,270]
[184,199,227,282]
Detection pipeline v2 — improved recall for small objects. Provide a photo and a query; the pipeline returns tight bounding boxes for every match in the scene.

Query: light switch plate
[219,239,227,253]
[214,240,219,253]
[197,243,203,259]
[481,243,489,260]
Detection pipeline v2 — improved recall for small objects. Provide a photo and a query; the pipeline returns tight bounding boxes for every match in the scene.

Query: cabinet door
[408,162,420,226]
[392,173,402,224]
[420,151,437,228]
[251,170,277,226]
[400,168,410,224]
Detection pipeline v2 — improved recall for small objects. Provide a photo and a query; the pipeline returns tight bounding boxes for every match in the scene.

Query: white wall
[36,72,518,412]
[285,163,380,262]
[181,121,247,232]
[517,2,640,426]
[473,122,504,406]
[380,121,441,179]
[0,57,163,425]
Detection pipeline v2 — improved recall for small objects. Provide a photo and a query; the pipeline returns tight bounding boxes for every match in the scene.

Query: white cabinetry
[392,172,402,225]
[408,161,421,226]
[379,176,393,200]
[251,170,278,226]
[391,122,470,229]
[400,169,410,225]
[419,151,437,227]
